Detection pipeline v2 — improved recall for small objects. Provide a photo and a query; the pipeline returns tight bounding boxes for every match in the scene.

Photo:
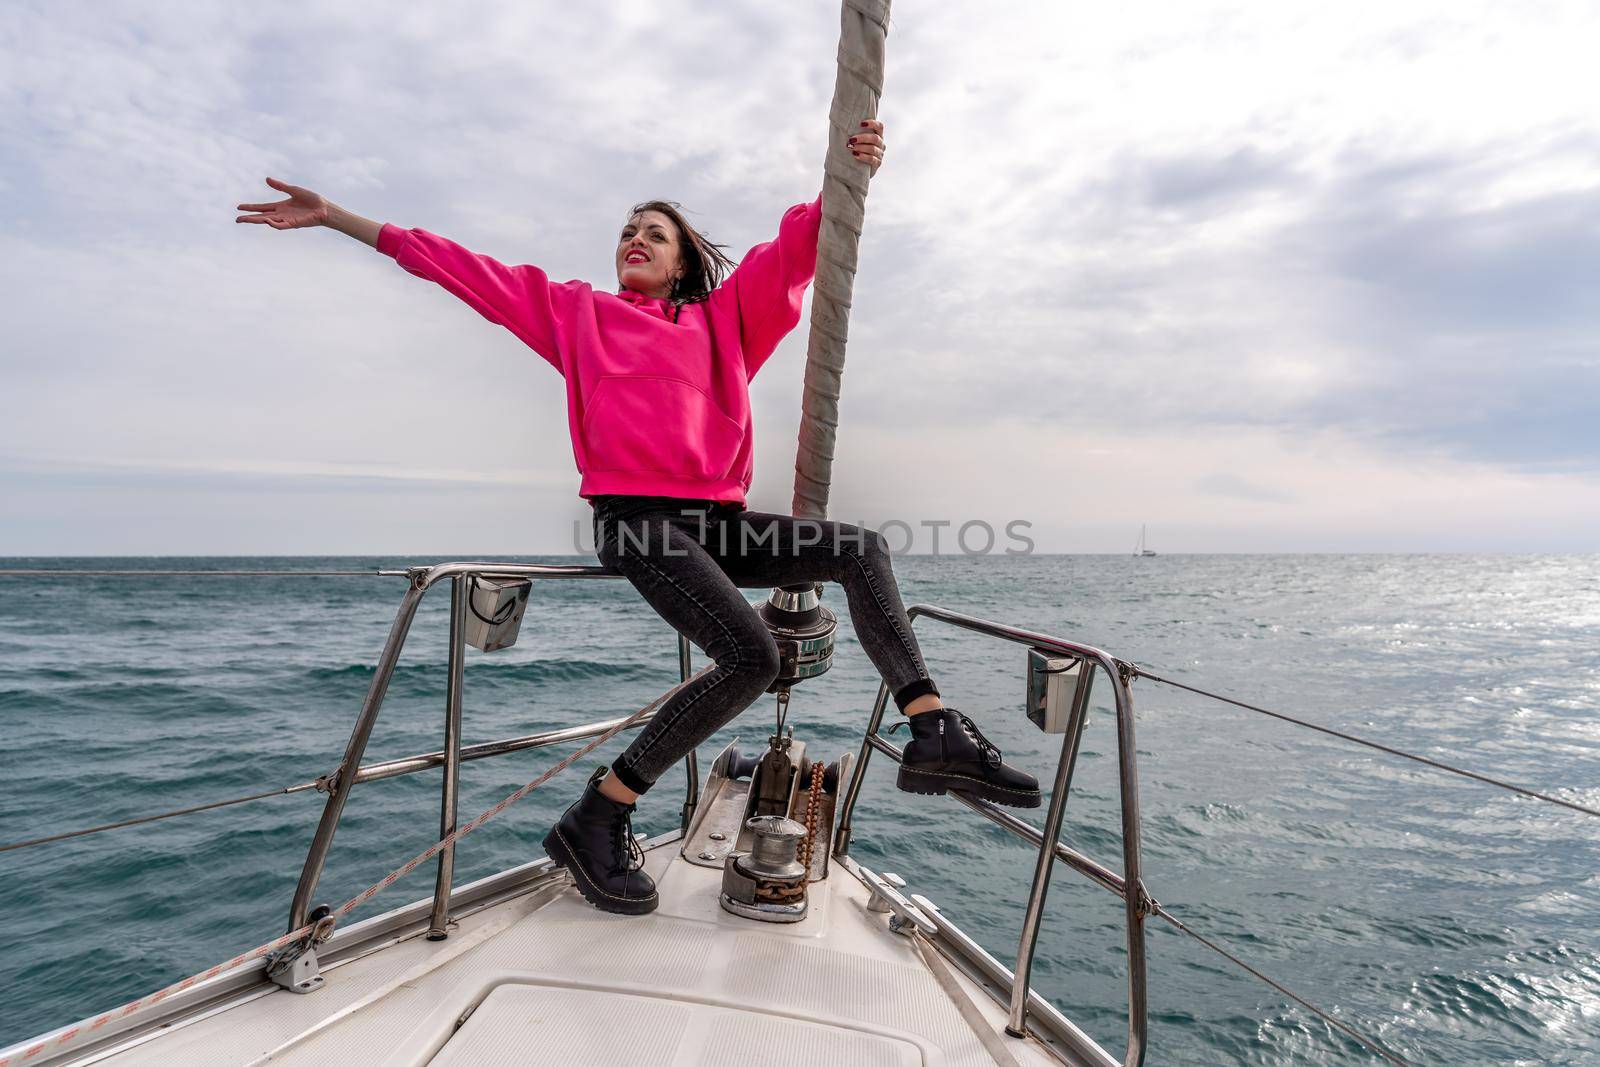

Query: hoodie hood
[616,287,678,321]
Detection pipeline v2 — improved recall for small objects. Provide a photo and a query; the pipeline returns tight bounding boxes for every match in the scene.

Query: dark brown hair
[623,200,738,307]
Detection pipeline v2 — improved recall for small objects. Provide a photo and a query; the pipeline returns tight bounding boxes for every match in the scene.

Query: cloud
[0,453,570,491]
[1131,148,1306,211]
[2,0,1599,552]
[1195,473,1294,504]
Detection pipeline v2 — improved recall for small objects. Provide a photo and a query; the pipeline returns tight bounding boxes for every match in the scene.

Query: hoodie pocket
[582,375,744,481]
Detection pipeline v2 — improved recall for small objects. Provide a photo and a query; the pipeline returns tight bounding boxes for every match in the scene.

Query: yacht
[0,561,1152,1067]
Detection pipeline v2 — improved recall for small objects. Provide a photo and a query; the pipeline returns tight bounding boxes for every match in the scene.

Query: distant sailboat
[1134,524,1158,557]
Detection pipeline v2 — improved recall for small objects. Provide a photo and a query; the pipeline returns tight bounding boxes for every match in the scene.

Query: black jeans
[591,494,939,794]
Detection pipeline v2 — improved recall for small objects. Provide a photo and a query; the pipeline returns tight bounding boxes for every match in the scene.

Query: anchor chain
[798,758,825,873]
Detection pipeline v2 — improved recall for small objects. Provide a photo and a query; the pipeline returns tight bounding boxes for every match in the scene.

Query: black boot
[542,767,659,915]
[895,708,1041,809]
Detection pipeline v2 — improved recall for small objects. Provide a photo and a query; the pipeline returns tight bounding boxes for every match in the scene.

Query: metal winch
[760,582,836,690]
[719,815,810,923]
[749,581,838,819]
[707,581,838,922]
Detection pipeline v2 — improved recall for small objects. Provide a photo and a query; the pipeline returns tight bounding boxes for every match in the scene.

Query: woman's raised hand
[847,119,886,176]
[235,177,330,229]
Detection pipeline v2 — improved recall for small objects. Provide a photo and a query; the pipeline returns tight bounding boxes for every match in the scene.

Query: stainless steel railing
[832,604,1151,1067]
[293,569,1152,1058]
[285,561,701,939]
[7,564,1145,1060]
[2,566,1452,1064]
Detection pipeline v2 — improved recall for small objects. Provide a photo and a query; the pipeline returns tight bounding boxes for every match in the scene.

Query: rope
[1134,668,1600,820]
[791,0,891,521]
[1150,903,1412,1066]
[909,930,1023,1067]
[0,667,709,1067]
[238,893,545,1067]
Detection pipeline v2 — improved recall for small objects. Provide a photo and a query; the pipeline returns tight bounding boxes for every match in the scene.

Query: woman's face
[615,209,684,300]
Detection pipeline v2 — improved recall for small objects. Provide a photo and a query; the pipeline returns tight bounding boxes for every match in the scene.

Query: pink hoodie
[376,192,823,505]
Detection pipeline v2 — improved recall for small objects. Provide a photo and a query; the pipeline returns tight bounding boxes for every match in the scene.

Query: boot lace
[957,712,1003,768]
[609,807,645,875]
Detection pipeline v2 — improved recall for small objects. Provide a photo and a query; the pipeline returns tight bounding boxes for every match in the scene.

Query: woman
[235,119,1039,916]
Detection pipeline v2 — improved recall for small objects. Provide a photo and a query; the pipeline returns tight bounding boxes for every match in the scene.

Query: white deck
[84,843,1070,1067]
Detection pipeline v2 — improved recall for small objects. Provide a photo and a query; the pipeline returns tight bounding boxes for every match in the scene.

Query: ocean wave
[303,657,650,687]
[5,553,1598,1063]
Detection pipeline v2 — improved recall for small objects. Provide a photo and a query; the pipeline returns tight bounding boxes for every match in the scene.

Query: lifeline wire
[0,668,708,1067]
[0,569,393,578]
[1150,904,1412,1066]
[0,786,309,854]
[1,710,668,855]
[1133,668,1600,819]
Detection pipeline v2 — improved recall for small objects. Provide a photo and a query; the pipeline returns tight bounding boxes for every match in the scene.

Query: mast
[757,0,893,716]
[790,0,892,521]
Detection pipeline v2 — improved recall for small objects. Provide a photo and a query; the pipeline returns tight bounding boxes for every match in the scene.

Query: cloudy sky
[2,0,1597,554]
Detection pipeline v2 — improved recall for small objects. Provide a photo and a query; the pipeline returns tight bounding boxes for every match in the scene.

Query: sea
[0,554,1596,1064]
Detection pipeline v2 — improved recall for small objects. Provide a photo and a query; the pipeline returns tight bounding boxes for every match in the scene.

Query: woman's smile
[615,208,682,299]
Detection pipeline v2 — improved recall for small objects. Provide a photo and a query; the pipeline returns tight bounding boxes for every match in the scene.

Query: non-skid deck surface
[431,986,922,1066]
[98,846,1061,1066]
